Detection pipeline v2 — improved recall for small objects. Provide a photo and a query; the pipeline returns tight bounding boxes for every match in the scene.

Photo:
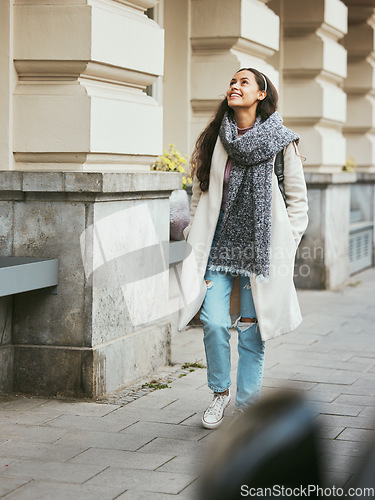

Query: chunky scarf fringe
[207,263,269,282]
[209,111,299,280]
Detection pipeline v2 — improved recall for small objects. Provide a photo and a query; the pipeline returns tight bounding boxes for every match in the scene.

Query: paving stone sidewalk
[0,268,374,499]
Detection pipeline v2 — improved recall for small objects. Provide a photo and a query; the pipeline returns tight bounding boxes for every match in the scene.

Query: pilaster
[343,3,375,172]
[282,0,348,172]
[12,0,164,172]
[189,0,280,150]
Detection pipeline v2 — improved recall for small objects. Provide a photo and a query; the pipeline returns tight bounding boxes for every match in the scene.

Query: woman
[178,68,308,429]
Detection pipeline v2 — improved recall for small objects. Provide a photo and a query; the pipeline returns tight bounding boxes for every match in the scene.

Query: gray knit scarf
[208,111,299,281]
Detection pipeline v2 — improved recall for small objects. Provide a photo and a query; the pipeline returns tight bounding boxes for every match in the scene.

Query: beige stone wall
[6,0,373,173]
[2,0,373,174]
[163,0,191,154]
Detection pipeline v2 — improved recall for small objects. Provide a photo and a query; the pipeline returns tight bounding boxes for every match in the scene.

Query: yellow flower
[150,144,190,188]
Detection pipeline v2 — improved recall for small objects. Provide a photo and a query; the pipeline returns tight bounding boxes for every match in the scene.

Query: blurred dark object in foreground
[199,390,322,500]
[347,438,375,498]
[199,390,375,499]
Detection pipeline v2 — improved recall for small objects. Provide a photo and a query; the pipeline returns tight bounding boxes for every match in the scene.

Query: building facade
[0,0,374,397]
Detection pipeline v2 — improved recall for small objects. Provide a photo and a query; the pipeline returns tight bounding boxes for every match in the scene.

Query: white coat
[177,137,308,341]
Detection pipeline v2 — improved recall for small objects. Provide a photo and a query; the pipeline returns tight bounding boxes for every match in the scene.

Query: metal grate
[349,223,373,275]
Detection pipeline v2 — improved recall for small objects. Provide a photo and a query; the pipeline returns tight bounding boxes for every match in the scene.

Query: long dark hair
[191,68,278,192]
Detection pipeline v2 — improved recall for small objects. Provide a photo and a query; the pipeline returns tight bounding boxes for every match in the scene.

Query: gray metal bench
[0,257,59,297]
[0,243,183,298]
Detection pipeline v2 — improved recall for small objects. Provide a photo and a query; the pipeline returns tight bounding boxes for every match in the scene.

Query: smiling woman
[227,71,266,117]
[226,69,277,123]
[190,68,279,192]
[179,67,309,430]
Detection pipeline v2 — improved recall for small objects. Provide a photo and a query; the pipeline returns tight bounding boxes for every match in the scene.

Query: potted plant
[151,144,192,240]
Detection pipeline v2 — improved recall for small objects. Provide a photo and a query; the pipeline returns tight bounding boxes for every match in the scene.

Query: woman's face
[226,70,265,110]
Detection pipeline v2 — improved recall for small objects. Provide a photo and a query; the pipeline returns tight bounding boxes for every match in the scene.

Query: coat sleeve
[182,174,202,240]
[283,141,309,247]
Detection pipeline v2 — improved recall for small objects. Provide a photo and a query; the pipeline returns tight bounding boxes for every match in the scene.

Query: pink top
[221,125,253,211]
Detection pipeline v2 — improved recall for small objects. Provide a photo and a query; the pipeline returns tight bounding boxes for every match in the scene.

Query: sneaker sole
[201,396,231,429]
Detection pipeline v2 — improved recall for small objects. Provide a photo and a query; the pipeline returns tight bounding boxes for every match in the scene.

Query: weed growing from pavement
[182,361,206,369]
[348,280,361,287]
[98,360,207,405]
[142,379,171,390]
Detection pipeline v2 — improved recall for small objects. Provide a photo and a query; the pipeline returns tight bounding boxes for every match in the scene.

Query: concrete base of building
[0,171,180,397]
[294,172,355,290]
[11,322,170,398]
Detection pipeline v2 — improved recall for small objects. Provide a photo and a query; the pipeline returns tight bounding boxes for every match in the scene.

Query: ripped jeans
[200,210,266,409]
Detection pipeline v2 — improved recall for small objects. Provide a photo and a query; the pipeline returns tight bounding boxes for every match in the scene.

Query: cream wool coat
[177,137,308,341]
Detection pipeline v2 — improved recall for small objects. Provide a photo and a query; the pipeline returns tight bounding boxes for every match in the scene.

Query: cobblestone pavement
[0,268,374,499]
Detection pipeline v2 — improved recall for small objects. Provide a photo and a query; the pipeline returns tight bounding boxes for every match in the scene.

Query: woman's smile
[228,90,242,99]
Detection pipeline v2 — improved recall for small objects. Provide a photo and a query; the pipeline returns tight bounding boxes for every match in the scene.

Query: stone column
[343,2,375,173]
[0,0,181,397]
[189,0,280,150]
[343,1,375,269]
[281,0,354,289]
[13,0,164,172]
[282,0,348,171]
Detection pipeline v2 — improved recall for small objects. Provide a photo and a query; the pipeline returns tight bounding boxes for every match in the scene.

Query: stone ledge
[356,172,375,183]
[0,171,23,191]
[304,172,357,186]
[0,171,181,194]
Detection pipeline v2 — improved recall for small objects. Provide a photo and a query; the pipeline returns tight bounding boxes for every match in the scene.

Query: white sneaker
[202,390,231,429]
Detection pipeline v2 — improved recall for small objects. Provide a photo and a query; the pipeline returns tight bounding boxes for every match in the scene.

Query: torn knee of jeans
[205,280,213,289]
[237,317,257,332]
[243,281,252,290]
[240,317,257,323]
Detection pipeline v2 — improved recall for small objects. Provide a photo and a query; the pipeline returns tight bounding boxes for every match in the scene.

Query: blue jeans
[200,211,266,409]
